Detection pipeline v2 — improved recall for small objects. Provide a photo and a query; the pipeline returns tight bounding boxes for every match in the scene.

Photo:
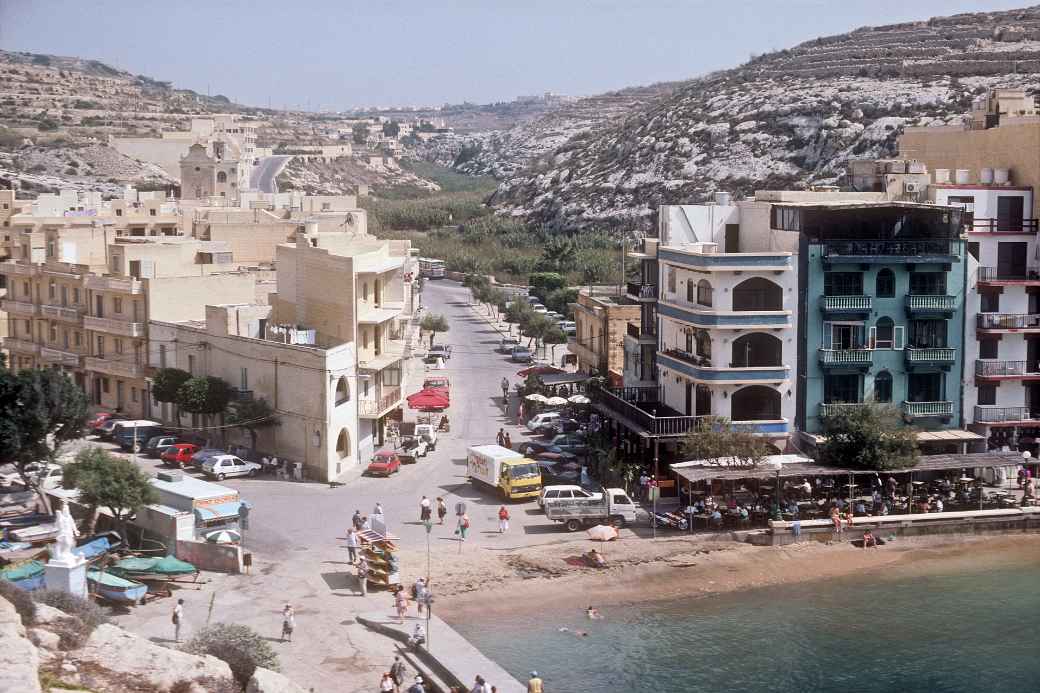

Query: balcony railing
[973,406,1040,423]
[905,295,956,314]
[1,299,38,316]
[41,304,84,322]
[902,401,953,418]
[3,337,40,354]
[974,360,1040,378]
[83,275,144,294]
[977,313,1040,330]
[978,266,1040,282]
[819,402,871,417]
[39,347,82,367]
[0,262,39,277]
[823,240,959,260]
[820,295,872,313]
[818,348,873,367]
[83,315,146,338]
[661,347,708,368]
[626,321,655,340]
[971,218,1039,234]
[626,282,658,300]
[83,356,146,379]
[590,384,701,437]
[358,387,402,418]
[905,347,956,365]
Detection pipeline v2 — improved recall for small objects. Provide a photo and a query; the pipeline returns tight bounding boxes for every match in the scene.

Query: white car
[532,305,548,314]
[526,412,561,433]
[558,320,576,335]
[202,454,261,480]
[539,485,602,507]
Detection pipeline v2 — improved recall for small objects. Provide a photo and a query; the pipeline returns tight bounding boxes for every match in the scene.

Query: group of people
[418,495,448,524]
[495,428,513,450]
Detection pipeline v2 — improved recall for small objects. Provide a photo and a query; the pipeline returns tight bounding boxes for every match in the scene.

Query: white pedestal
[45,558,87,598]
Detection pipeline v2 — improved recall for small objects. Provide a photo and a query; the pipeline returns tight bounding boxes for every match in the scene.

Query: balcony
[0,262,38,277]
[41,303,84,323]
[974,360,1040,380]
[3,337,40,355]
[358,387,402,418]
[820,295,872,315]
[1,299,38,316]
[590,384,700,437]
[657,301,790,329]
[904,347,956,369]
[83,275,144,294]
[83,315,146,338]
[904,295,956,317]
[977,266,1040,285]
[83,356,146,379]
[976,313,1040,332]
[625,282,658,302]
[970,218,1039,234]
[973,406,1040,425]
[818,348,873,369]
[818,402,871,418]
[626,322,656,343]
[39,347,82,368]
[822,240,960,264]
[902,401,953,419]
[659,349,788,383]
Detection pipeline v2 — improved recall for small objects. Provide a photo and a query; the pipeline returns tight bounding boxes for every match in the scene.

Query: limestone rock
[247,667,309,693]
[32,603,68,625]
[0,597,42,693]
[75,623,232,690]
[29,626,61,650]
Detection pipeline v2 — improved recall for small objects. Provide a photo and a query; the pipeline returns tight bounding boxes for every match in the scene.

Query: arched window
[731,385,781,421]
[732,277,783,311]
[216,171,228,184]
[874,317,894,349]
[696,280,713,307]
[335,376,350,405]
[732,333,783,367]
[876,269,895,297]
[874,371,892,403]
[695,384,712,416]
[335,428,351,459]
[695,329,711,359]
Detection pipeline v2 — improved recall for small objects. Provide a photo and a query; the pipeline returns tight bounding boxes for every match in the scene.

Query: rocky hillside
[484,5,1040,231]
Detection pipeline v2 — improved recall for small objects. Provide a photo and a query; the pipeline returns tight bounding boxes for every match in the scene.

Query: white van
[539,485,602,507]
[526,411,561,433]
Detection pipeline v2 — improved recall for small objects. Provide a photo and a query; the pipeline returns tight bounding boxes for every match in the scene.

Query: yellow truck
[466,444,542,501]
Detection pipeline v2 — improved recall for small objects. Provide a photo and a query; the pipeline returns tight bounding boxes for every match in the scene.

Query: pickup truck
[544,487,638,531]
[397,435,429,464]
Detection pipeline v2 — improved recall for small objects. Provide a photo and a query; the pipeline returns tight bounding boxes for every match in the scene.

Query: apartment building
[149,304,358,481]
[270,224,414,464]
[569,288,640,383]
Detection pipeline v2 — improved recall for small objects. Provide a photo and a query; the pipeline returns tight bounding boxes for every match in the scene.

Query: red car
[87,412,119,432]
[366,450,401,477]
[161,443,201,468]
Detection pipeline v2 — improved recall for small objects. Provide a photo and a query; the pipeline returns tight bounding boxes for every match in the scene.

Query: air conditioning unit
[904,182,920,194]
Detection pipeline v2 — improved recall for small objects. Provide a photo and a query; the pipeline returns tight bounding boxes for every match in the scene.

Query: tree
[545,287,578,316]
[818,404,918,471]
[420,313,450,348]
[522,314,553,349]
[0,367,88,513]
[64,448,159,534]
[352,123,369,144]
[177,376,232,415]
[528,272,566,302]
[536,238,578,273]
[226,398,279,453]
[682,417,770,468]
[542,325,567,362]
[382,121,400,137]
[184,623,279,688]
[152,367,191,420]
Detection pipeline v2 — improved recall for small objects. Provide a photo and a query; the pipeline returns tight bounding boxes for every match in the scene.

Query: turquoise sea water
[451,564,1040,693]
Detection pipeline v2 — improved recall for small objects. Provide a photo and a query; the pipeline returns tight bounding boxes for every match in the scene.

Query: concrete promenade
[358,610,525,693]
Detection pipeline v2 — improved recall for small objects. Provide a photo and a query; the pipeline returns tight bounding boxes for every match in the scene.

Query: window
[74,331,81,347]
[362,283,368,301]
[695,384,711,416]
[159,345,167,368]
[686,280,695,303]
[187,354,195,375]
[667,267,676,293]
[875,269,895,297]
[362,329,369,350]
[979,339,998,359]
[383,368,401,387]
[909,319,947,348]
[824,272,863,296]
[72,288,79,304]
[115,208,123,217]
[335,376,350,405]
[696,280,713,307]
[980,290,1000,313]
[824,374,860,404]
[967,242,980,262]
[695,330,711,359]
[46,241,55,259]
[240,367,248,390]
[909,272,946,295]
[977,383,997,406]
[96,336,104,357]
[149,208,156,216]
[49,324,56,342]
[48,280,55,299]
[22,281,29,297]
[362,379,370,398]
[114,297,123,314]
[23,320,30,336]
[115,339,124,355]
[873,317,894,349]
[216,171,227,184]
[101,378,110,394]
[131,387,139,403]
[873,371,892,403]
[62,330,69,349]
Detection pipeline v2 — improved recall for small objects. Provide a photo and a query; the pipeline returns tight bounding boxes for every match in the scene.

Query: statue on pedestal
[50,501,80,566]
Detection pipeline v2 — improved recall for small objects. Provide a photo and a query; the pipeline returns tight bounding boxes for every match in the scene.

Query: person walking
[374,502,384,518]
[436,497,447,524]
[394,588,409,623]
[408,675,426,693]
[380,672,396,692]
[357,555,369,596]
[503,432,512,450]
[527,672,544,693]
[352,510,364,530]
[345,528,359,564]
[416,579,430,616]
[281,603,295,642]
[390,655,407,692]
[172,598,185,643]
[470,675,489,693]
[420,496,432,522]
[501,377,510,403]
[457,512,470,541]
[639,472,650,501]
[496,428,505,446]
[497,505,510,534]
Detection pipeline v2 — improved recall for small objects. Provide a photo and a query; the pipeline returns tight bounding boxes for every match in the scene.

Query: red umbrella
[516,365,564,378]
[406,388,450,410]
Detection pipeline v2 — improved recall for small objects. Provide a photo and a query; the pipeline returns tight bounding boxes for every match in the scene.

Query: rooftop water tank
[994,168,1010,185]
[980,168,994,184]
[714,191,732,206]
[907,161,926,174]
[955,169,971,184]
[934,169,951,184]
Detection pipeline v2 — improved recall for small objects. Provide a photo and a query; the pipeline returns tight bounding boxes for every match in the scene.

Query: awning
[802,430,985,444]
[538,372,591,386]
[194,501,243,521]
[406,388,450,410]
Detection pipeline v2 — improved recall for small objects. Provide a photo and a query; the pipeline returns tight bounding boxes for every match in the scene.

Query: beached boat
[0,559,45,591]
[109,555,198,581]
[72,532,125,562]
[9,522,58,544]
[87,570,148,604]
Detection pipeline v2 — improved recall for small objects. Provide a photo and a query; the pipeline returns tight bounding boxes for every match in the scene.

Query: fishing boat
[0,559,45,591]
[9,522,58,544]
[72,532,125,563]
[87,569,148,604]
[109,555,198,582]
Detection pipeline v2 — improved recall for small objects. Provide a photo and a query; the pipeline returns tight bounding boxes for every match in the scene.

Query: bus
[419,257,446,279]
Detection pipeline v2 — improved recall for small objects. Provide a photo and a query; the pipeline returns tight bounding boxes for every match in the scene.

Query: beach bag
[172,612,179,625]
[462,517,470,529]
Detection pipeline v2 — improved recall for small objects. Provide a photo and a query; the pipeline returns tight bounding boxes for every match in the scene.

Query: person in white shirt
[934,497,944,513]
[172,599,185,643]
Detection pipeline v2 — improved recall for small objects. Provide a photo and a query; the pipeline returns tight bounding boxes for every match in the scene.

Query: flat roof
[801,430,985,444]
[772,200,954,211]
[150,475,238,501]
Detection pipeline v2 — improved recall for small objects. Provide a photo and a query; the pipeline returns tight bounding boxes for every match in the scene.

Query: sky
[0,0,1032,110]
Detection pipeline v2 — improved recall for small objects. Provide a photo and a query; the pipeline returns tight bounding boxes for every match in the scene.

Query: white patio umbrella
[205,529,242,544]
[545,396,569,407]
[586,524,619,542]
[525,393,549,402]
[568,394,591,404]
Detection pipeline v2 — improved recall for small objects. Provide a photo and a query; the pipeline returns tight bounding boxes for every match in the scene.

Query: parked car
[2,462,64,491]
[414,423,438,451]
[558,321,576,336]
[397,436,429,464]
[545,417,584,435]
[87,412,123,433]
[526,295,541,305]
[545,311,564,322]
[113,422,165,452]
[549,432,588,455]
[202,454,261,480]
[428,345,452,360]
[498,337,520,353]
[539,485,602,507]
[366,450,401,477]
[144,435,180,458]
[531,304,548,314]
[95,417,127,441]
[526,411,562,433]
[511,345,533,363]
[535,459,581,485]
[161,443,201,468]
[516,440,555,456]
[189,448,225,469]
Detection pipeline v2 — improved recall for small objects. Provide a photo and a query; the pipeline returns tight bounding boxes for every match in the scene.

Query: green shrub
[0,579,37,625]
[33,589,110,649]
[184,623,279,687]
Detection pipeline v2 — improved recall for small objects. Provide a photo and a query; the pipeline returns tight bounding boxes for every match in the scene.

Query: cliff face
[479,6,1040,231]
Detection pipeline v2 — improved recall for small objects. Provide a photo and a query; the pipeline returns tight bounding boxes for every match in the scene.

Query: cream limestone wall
[147,273,257,322]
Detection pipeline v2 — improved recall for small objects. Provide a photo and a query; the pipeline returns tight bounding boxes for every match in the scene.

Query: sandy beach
[431,532,1040,620]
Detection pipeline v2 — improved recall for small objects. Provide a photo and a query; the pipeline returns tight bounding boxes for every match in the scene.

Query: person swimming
[586,606,602,619]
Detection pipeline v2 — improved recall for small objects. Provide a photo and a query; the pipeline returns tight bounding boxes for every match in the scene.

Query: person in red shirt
[498,506,510,533]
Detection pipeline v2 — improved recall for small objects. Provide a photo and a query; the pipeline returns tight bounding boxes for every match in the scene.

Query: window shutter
[894,326,905,350]
[868,326,877,350]
[822,322,832,349]
[140,260,155,278]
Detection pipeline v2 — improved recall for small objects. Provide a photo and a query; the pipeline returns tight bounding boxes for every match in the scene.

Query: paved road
[249,155,292,193]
